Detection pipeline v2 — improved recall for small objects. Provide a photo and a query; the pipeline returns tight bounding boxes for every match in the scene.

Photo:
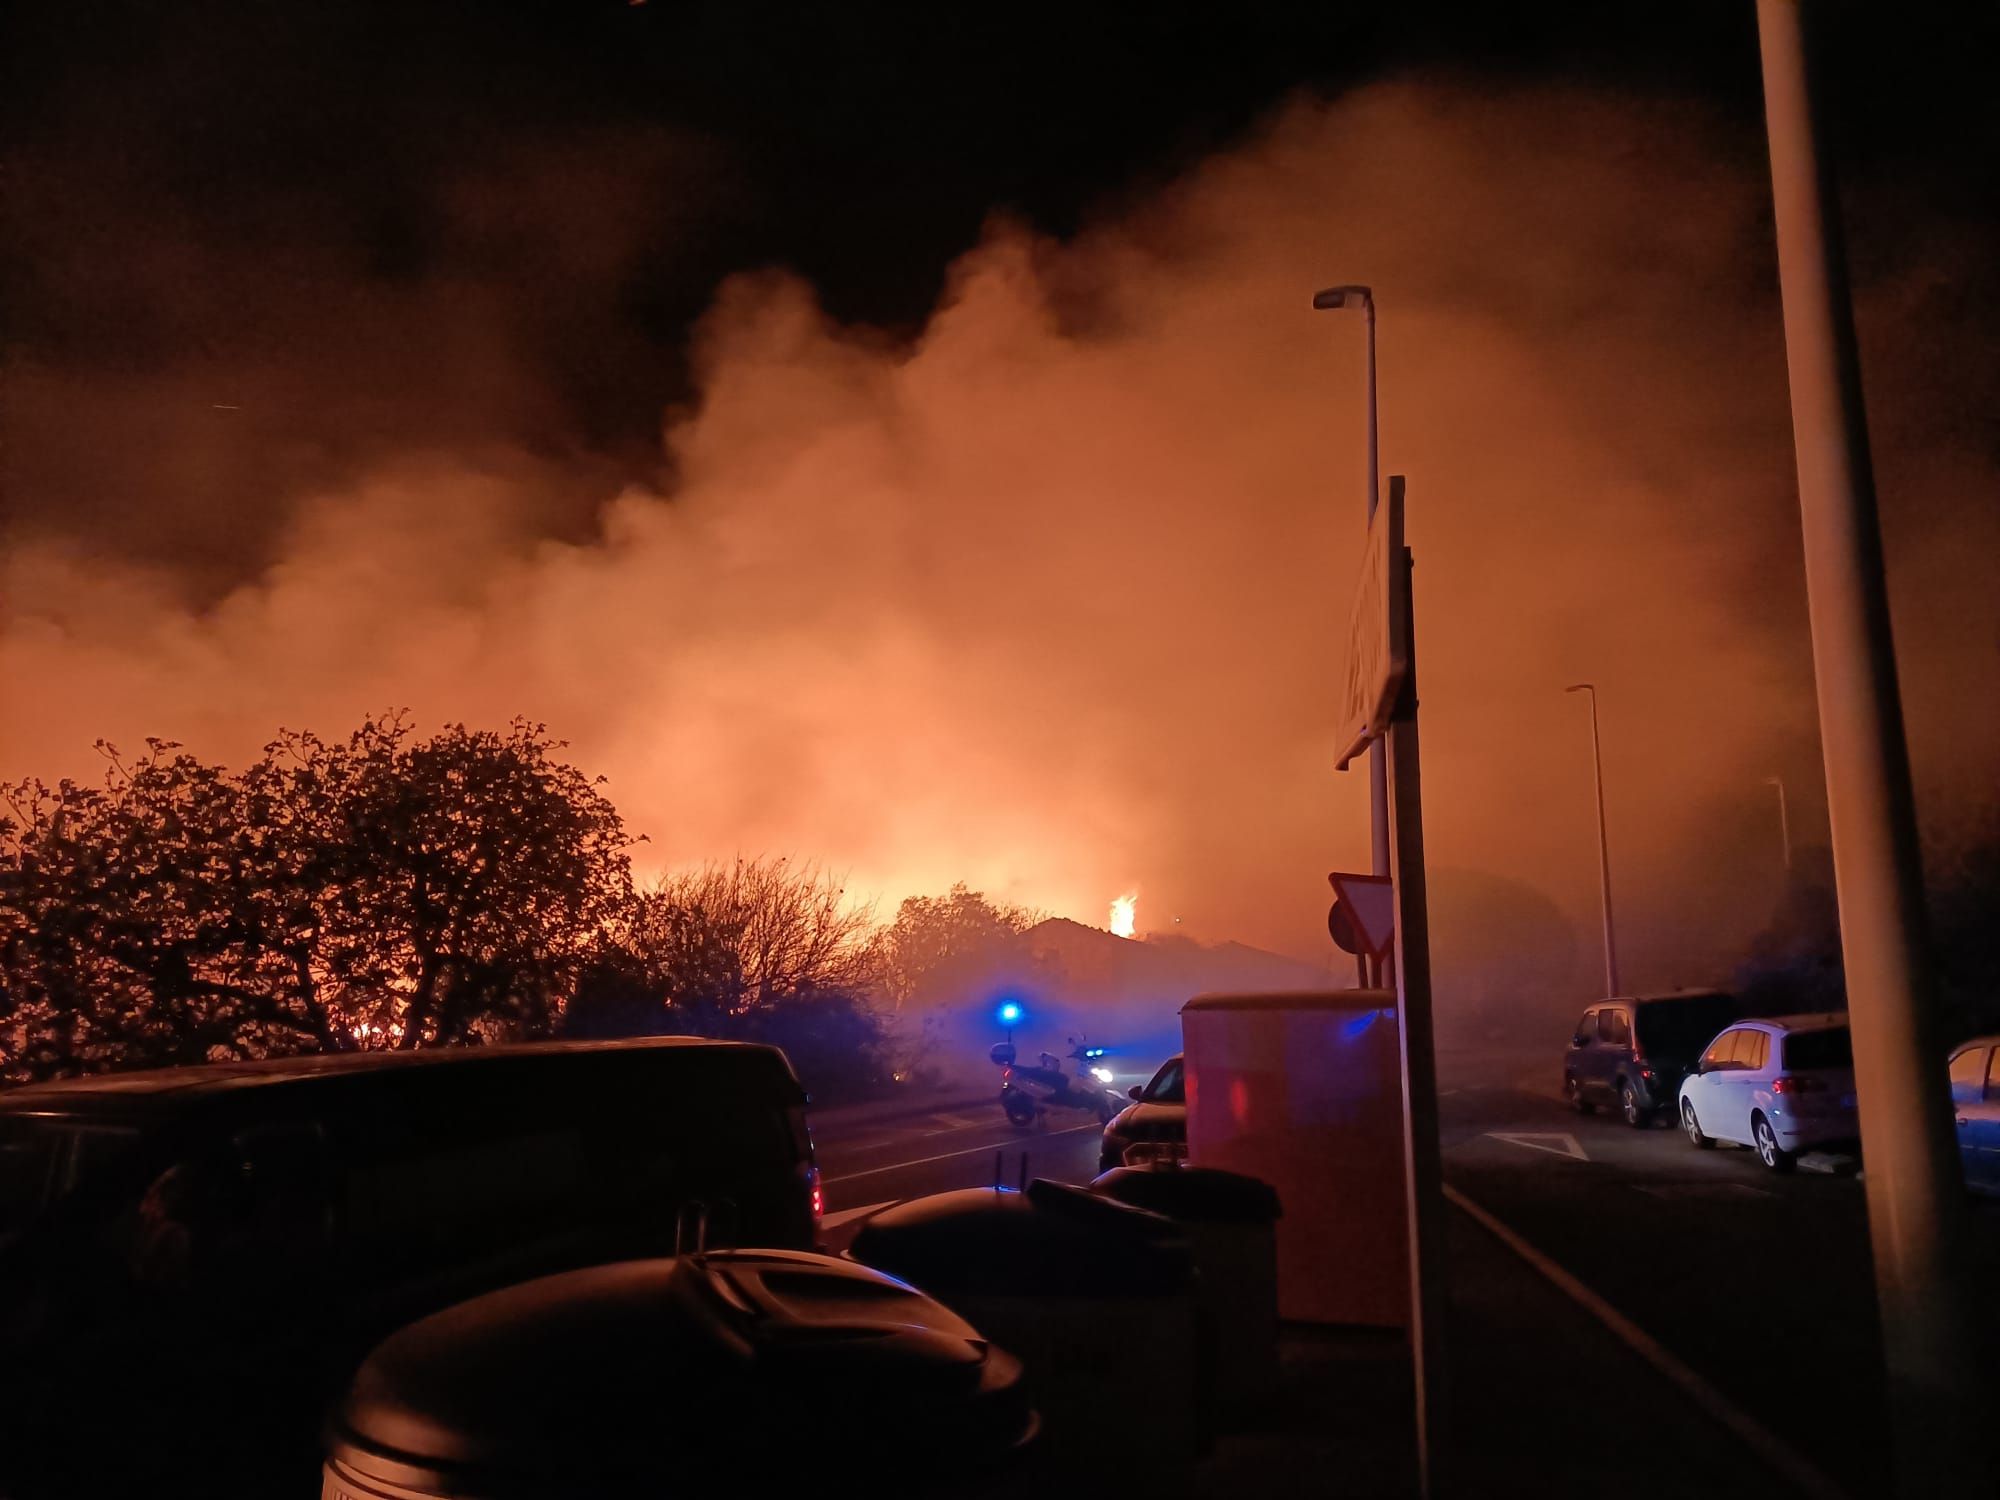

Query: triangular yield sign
[1485,1131,1589,1161]
[1327,871,1396,956]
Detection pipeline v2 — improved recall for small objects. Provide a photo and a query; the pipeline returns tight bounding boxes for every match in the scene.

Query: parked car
[1677,1014,1858,1171]
[1947,1035,2000,1195]
[1099,1054,1187,1173]
[0,1038,819,1498]
[1564,990,1741,1126]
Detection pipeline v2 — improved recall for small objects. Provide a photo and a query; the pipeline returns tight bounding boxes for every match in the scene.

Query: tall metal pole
[1756,4,1986,1492]
[1766,774,1794,872]
[1381,476,1448,1498]
[1565,683,1621,996]
[1363,296,1392,897]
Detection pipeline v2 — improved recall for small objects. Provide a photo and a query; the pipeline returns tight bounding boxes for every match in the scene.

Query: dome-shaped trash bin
[846,1179,1201,1474]
[321,1249,1035,1500]
[1092,1164,1281,1407]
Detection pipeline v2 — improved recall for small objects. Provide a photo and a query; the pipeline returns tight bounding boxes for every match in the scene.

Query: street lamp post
[1765,774,1793,872]
[1564,684,1621,997]
[1313,285,1393,905]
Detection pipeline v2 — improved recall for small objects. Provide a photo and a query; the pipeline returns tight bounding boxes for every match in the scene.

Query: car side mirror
[1128,1085,1144,1101]
[1572,1034,1589,1049]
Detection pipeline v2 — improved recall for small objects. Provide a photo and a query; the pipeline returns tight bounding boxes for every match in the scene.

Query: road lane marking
[825,1124,1097,1185]
[1444,1183,1847,1500]
[820,1199,896,1229]
[1486,1131,1588,1161]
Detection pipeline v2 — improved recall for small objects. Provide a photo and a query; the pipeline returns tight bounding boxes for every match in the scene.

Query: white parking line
[1445,1183,1847,1500]
[819,1199,896,1229]
[825,1123,1097,1185]
[1486,1130,1589,1161]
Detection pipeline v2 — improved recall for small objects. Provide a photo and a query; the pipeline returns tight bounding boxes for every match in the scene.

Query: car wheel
[1619,1081,1649,1128]
[1682,1100,1714,1149]
[1752,1114,1795,1173]
[1565,1075,1596,1115]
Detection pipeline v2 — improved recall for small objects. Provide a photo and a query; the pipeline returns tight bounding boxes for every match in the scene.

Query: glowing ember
[1109,892,1138,938]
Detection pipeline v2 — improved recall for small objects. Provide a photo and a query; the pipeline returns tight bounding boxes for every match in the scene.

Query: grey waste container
[846,1179,1201,1474]
[1092,1164,1282,1407]
[321,1249,1034,1500]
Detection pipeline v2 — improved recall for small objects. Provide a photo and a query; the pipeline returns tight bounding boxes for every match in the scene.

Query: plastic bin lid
[325,1249,1033,1494]
[1090,1165,1282,1224]
[847,1181,1192,1299]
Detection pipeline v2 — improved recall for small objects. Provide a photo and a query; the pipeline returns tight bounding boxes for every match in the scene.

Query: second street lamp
[1565,683,1622,998]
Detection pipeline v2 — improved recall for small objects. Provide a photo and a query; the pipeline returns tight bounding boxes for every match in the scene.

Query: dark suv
[1564,990,1740,1126]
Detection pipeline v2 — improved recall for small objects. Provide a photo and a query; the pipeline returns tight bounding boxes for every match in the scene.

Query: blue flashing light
[1338,1010,1386,1043]
[997,1002,1023,1026]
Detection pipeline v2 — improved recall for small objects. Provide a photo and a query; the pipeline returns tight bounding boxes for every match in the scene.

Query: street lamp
[1313,283,1391,889]
[1564,683,1622,997]
[1765,774,1793,872]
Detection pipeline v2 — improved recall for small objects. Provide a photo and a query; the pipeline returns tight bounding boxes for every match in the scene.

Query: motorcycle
[989,1036,1124,1128]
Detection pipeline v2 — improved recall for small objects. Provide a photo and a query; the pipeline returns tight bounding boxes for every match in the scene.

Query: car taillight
[1771,1076,1825,1094]
[807,1165,823,1223]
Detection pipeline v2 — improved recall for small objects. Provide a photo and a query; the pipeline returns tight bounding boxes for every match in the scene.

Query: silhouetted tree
[275,717,634,1048]
[567,857,892,1099]
[875,883,1044,1013]
[0,717,634,1083]
[0,740,342,1081]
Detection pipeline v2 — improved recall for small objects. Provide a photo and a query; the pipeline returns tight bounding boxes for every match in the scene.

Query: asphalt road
[815,1098,1104,1240]
[812,1058,2000,1497]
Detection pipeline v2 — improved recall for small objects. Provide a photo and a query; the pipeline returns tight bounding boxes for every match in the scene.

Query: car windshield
[1784,1027,1853,1072]
[1635,996,1739,1056]
[1146,1060,1185,1104]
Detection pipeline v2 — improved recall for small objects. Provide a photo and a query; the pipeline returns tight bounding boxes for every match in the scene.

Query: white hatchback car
[1678,1014,1858,1171]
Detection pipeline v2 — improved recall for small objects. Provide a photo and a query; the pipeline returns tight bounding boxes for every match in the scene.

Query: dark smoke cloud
[5,80,1997,1032]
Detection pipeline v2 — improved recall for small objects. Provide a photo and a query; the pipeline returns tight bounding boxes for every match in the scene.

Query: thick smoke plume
[6,82,1997,1033]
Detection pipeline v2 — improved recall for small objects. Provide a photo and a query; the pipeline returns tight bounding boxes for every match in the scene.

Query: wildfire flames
[1109,892,1138,939]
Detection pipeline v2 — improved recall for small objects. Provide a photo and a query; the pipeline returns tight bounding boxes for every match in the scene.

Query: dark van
[0,1038,819,1498]
[1564,990,1741,1126]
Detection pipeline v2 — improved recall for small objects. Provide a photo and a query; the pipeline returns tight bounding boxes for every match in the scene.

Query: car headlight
[1091,1067,1115,1084]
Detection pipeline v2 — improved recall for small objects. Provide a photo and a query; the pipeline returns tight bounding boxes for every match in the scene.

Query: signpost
[1339,475,1448,1497]
[1336,484,1409,772]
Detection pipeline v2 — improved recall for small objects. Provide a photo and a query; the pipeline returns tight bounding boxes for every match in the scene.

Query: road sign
[1327,871,1396,956]
[1336,482,1408,770]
